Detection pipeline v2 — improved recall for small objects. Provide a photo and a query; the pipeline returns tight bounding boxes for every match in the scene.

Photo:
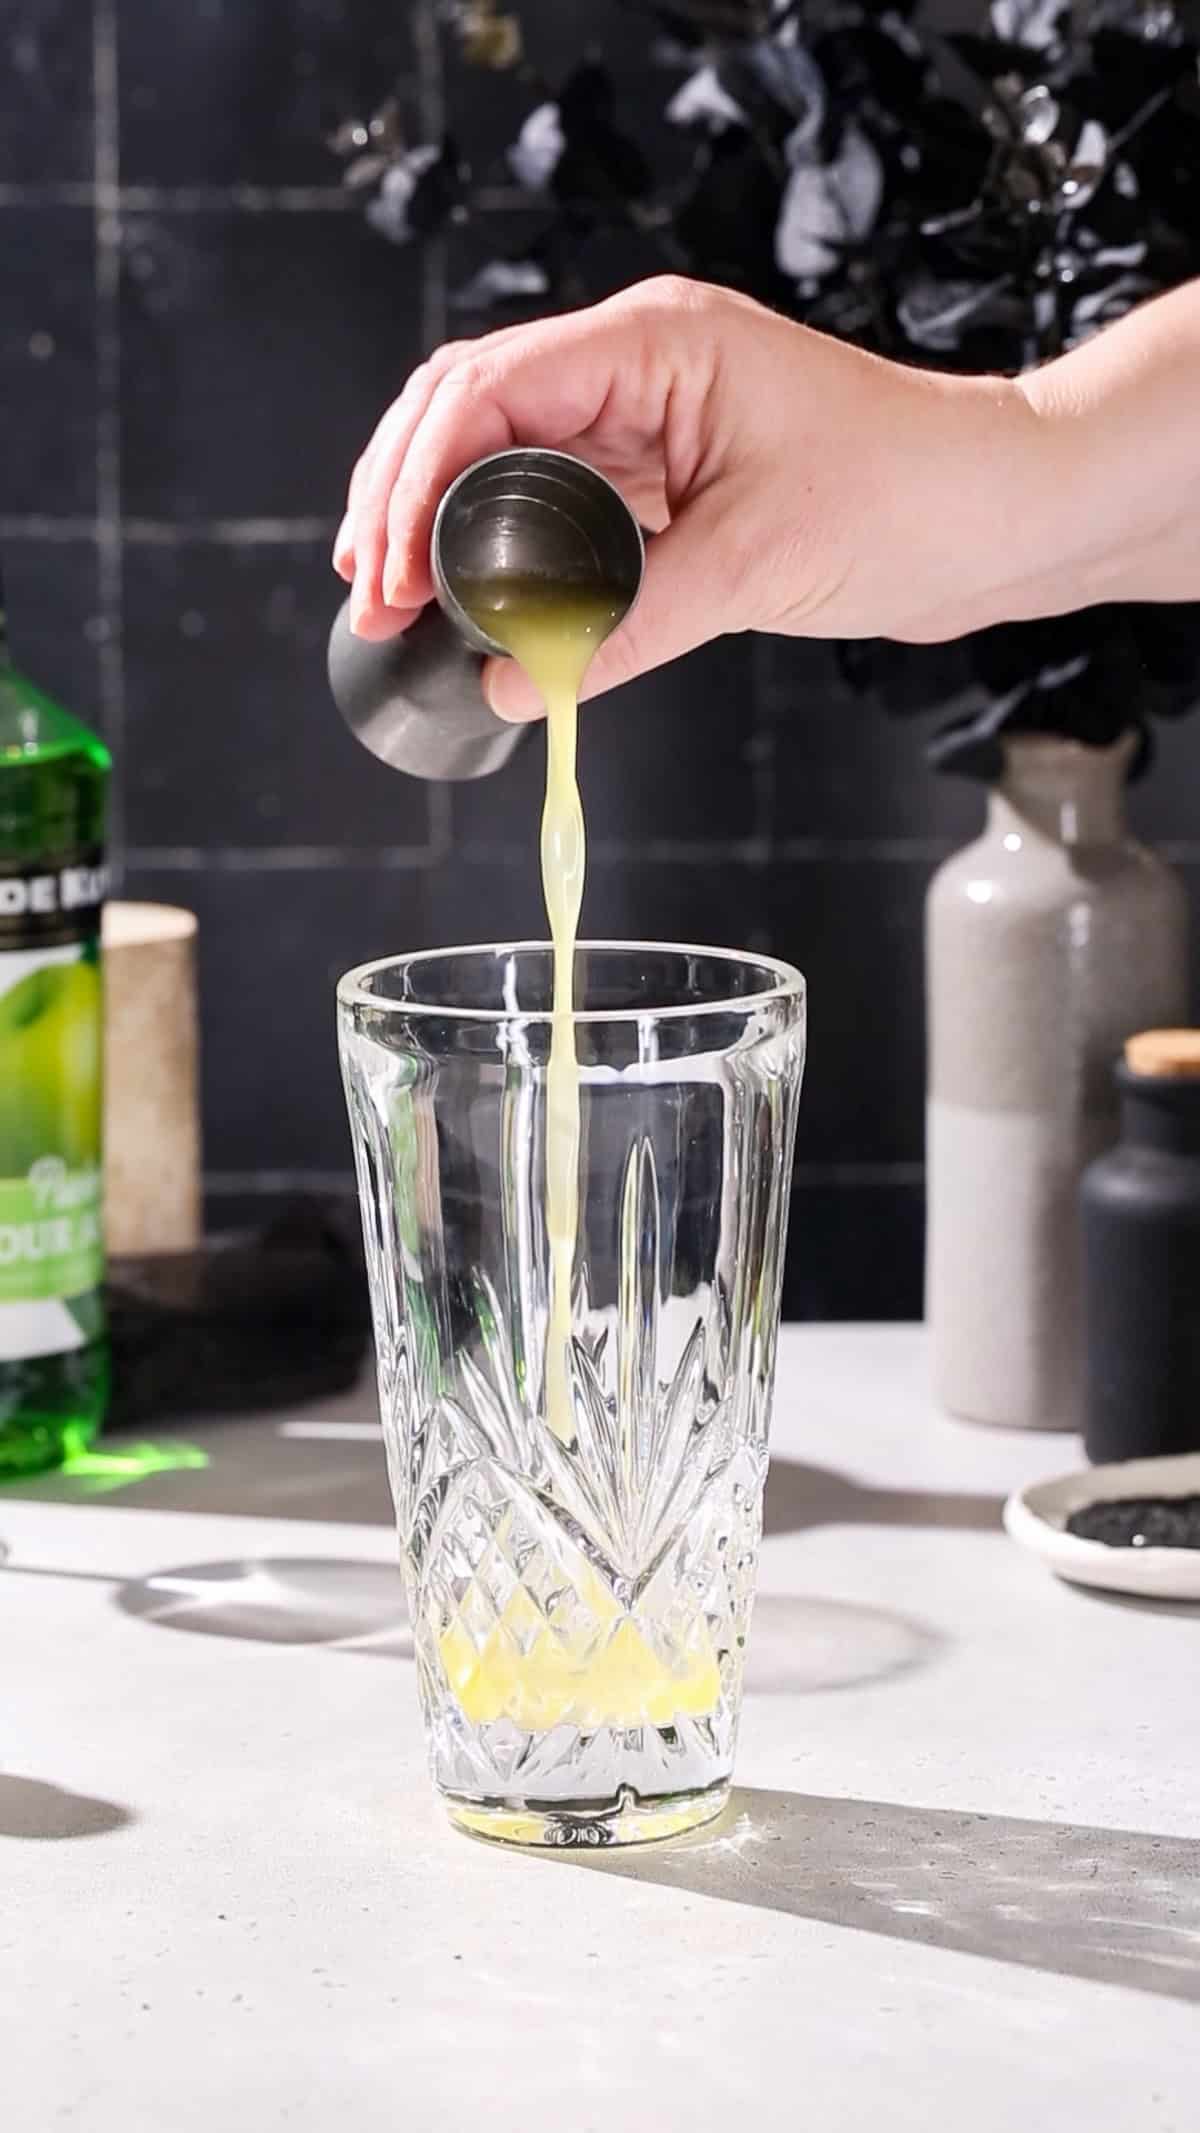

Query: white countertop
[4,1325,1198,2130]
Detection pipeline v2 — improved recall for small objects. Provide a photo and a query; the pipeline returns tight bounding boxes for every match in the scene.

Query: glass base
[444,1781,729,1850]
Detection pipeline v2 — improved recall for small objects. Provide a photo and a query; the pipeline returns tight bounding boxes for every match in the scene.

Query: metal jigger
[328,447,645,783]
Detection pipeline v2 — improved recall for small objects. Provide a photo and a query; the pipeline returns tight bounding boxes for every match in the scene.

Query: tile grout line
[0,177,526,215]
[120,184,356,212]
[414,0,452,867]
[0,515,338,544]
[412,1,447,141]
[0,517,100,542]
[204,1169,359,1196]
[792,1161,926,1186]
[202,1162,927,1193]
[748,635,777,854]
[0,184,359,213]
[120,839,959,872]
[425,783,454,865]
[448,836,950,864]
[93,0,125,866]
[103,815,1200,874]
[747,634,779,951]
[0,183,96,207]
[119,831,950,865]
[124,845,444,873]
[125,514,337,546]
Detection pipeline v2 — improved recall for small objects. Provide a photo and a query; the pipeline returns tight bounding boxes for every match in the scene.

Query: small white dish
[1004,1452,1200,1601]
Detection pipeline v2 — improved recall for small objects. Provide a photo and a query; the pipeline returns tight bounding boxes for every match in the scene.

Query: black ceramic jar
[1081,1031,1200,1463]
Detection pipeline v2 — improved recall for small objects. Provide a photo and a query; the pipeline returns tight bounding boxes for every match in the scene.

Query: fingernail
[332,515,353,576]
[381,547,402,607]
[349,576,368,635]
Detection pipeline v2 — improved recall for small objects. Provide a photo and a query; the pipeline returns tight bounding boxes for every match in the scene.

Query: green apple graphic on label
[0,956,102,1174]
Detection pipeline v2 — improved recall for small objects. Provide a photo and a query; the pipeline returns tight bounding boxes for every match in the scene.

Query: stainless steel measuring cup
[328,447,644,782]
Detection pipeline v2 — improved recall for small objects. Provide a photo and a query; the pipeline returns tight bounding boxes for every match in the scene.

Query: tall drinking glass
[338,942,805,1847]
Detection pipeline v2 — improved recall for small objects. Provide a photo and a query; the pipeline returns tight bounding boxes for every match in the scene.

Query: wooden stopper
[1124,1029,1200,1080]
[102,901,202,1256]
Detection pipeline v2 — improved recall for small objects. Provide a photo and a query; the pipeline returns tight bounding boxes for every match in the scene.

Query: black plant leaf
[944,31,1064,84]
[1130,602,1200,704]
[619,0,771,41]
[552,62,654,216]
[897,270,1011,348]
[451,256,551,311]
[676,129,789,289]
[362,135,467,243]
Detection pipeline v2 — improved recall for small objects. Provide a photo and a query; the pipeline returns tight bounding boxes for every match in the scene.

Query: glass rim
[337,939,805,1029]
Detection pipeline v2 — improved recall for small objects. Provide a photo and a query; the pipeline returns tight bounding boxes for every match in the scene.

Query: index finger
[355,292,675,629]
[387,326,629,599]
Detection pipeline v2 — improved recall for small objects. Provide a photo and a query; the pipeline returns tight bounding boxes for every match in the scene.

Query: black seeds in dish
[1066,1496,1200,1551]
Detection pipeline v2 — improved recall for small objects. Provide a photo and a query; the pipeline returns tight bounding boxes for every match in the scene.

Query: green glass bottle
[0,566,110,1474]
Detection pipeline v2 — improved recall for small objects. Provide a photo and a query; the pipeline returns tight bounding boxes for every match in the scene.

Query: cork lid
[102,900,197,951]
[1125,1030,1200,1079]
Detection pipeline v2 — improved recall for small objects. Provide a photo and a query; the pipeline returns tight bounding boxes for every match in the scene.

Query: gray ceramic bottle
[926,733,1188,1432]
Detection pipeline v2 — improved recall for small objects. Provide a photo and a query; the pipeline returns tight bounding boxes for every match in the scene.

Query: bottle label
[0,852,105,1360]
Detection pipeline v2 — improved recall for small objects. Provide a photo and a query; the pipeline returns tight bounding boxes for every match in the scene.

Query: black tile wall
[451,637,761,852]
[783,1181,926,1321]
[449,716,549,862]
[119,209,424,522]
[762,637,984,848]
[6,0,1197,1323]
[121,541,430,850]
[1130,721,1200,847]
[427,846,552,952]
[117,0,416,189]
[3,542,102,727]
[441,841,760,965]
[2,1,93,184]
[2,209,97,517]
[570,855,764,954]
[766,860,931,1166]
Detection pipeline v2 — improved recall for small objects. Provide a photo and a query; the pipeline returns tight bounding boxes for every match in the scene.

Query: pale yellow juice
[458,577,620,1445]
[448,574,721,1734]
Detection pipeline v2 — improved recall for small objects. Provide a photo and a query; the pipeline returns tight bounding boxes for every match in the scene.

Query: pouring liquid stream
[458,576,621,1445]
[447,572,725,1735]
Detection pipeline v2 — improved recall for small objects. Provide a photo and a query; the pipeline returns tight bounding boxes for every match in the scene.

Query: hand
[332,276,1049,720]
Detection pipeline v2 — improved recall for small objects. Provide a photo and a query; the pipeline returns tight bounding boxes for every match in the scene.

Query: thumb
[482,489,739,722]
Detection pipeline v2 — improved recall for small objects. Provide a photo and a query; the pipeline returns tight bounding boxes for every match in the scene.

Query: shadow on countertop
[0,1772,135,1842]
[0,1547,939,1694]
[0,1388,394,1526]
[764,1458,1004,1538]
[556,1784,1200,2005]
[102,1568,939,1694]
[0,1433,1003,1542]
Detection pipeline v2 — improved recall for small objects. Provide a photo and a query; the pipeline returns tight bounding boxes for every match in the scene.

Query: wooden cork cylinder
[102,901,202,1257]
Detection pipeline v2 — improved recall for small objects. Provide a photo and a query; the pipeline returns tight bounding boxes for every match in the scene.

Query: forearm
[1012,281,1200,616]
[335,273,1200,682]
[783,285,1200,650]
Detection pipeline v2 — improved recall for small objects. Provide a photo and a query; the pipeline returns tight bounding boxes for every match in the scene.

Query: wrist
[915,361,1147,638]
[968,371,1093,627]
[1010,292,1200,614]
[889,372,1062,642]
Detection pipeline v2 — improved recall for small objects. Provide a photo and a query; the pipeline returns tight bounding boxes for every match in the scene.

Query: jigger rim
[430,447,646,658]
